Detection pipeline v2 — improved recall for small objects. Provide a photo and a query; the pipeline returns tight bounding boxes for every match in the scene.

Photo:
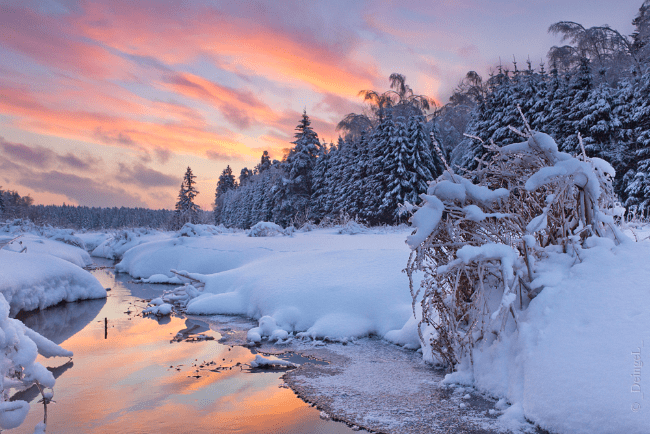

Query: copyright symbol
[632,402,641,412]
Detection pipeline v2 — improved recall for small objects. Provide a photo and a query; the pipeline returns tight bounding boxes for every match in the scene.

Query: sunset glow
[0,0,640,209]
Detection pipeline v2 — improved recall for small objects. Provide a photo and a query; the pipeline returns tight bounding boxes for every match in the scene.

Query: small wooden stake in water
[105,317,108,339]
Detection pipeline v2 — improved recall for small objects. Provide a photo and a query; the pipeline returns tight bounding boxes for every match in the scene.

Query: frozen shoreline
[205,314,531,434]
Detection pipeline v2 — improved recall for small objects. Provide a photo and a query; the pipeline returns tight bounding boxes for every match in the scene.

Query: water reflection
[16,298,106,345]
[8,263,356,434]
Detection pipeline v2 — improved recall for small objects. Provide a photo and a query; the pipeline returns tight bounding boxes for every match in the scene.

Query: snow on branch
[405,120,622,369]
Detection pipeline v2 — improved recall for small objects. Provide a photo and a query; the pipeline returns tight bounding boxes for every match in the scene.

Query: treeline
[215,1,650,226]
[0,187,211,230]
[215,88,444,228]
[443,3,650,215]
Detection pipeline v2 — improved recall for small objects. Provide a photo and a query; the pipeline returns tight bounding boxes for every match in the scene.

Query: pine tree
[175,166,200,227]
[407,115,440,200]
[216,166,237,198]
[310,141,331,221]
[275,110,322,226]
[254,150,272,174]
[239,167,253,186]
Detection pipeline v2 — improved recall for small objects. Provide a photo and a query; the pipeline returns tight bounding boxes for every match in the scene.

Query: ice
[249,354,298,368]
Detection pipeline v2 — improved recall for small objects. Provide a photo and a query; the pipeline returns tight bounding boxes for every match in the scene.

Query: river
[8,258,356,433]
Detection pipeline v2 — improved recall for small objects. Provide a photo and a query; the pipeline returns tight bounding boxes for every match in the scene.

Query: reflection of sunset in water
[9,265,354,434]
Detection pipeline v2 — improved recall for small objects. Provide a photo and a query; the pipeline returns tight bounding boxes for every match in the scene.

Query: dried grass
[406,116,620,369]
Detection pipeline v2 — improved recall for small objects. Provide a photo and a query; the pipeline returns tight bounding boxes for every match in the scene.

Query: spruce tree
[254,150,272,174]
[175,166,200,227]
[239,167,253,186]
[275,110,322,226]
[216,166,237,198]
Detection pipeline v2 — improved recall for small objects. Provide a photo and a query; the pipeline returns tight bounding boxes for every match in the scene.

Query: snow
[427,172,510,207]
[140,274,183,284]
[177,223,233,237]
[456,237,650,434]
[462,205,509,222]
[249,354,298,368]
[0,401,30,430]
[75,232,112,251]
[115,228,418,345]
[115,236,274,279]
[0,250,106,315]
[46,212,649,434]
[143,303,173,316]
[248,221,287,237]
[0,292,72,429]
[406,195,443,248]
[2,234,92,268]
[91,228,170,260]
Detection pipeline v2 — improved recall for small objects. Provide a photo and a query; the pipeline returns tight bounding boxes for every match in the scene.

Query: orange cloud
[162,72,282,130]
[75,2,381,97]
[0,86,253,159]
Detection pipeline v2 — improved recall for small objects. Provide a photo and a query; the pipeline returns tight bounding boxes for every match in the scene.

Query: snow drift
[407,129,649,432]
[0,250,106,315]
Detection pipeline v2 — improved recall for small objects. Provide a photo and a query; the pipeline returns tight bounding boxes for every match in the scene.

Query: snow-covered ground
[447,237,650,434]
[113,225,420,344]
[2,217,650,433]
[102,221,650,433]
[0,221,106,315]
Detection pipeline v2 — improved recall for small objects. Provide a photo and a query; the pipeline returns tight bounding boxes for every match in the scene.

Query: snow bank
[75,232,112,251]
[177,223,234,237]
[247,221,287,237]
[113,229,417,343]
[0,250,106,315]
[184,230,415,341]
[2,234,92,268]
[461,240,650,433]
[115,235,274,279]
[91,228,170,260]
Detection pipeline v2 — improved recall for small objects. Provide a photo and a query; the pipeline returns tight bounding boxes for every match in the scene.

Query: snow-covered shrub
[247,221,287,237]
[0,293,72,429]
[176,223,233,237]
[406,126,622,368]
[337,219,368,235]
[0,219,37,236]
[46,229,86,250]
[91,227,161,260]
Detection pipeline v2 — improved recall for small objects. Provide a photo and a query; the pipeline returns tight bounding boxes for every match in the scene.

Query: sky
[0,0,643,210]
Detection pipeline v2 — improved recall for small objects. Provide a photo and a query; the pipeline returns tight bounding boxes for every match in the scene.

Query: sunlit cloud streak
[0,0,641,208]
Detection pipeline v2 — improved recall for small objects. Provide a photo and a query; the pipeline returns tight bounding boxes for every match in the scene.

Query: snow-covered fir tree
[273,110,322,226]
[175,166,200,227]
[254,150,272,174]
[239,168,253,186]
[216,166,237,198]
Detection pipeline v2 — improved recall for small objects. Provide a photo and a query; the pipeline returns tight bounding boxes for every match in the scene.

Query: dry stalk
[406,124,618,370]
